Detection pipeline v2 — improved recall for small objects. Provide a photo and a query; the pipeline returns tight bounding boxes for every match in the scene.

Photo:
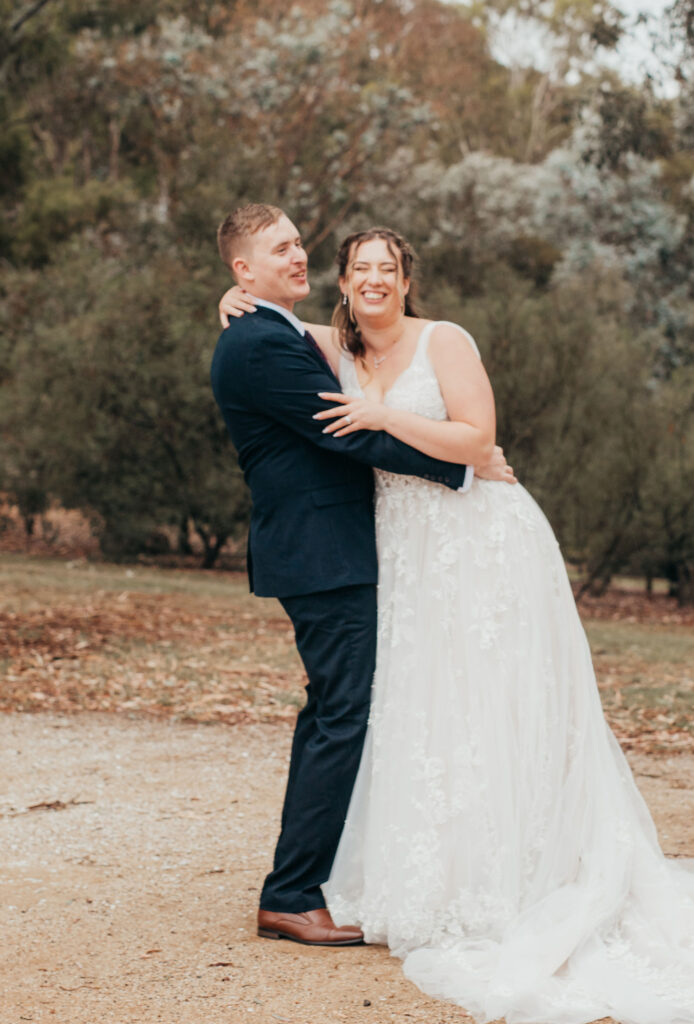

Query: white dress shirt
[251,296,305,335]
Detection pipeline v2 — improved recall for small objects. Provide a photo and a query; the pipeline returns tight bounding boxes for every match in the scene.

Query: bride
[220,227,694,1024]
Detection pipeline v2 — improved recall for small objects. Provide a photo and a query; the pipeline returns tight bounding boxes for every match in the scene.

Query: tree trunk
[192,518,228,569]
[524,73,552,163]
[201,537,226,570]
[82,127,92,181]
[675,561,694,606]
[664,560,679,598]
[108,117,120,181]
[178,515,193,555]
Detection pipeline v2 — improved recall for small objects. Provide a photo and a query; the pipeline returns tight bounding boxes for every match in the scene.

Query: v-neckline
[353,321,436,402]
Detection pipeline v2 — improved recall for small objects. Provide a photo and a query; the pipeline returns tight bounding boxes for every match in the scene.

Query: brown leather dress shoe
[257,908,364,946]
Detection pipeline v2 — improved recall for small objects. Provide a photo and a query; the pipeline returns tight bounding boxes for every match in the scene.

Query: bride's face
[341,238,410,321]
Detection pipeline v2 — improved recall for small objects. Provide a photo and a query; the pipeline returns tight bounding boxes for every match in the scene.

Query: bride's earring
[345,289,357,323]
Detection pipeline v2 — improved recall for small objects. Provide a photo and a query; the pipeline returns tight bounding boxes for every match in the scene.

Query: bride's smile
[341,237,410,328]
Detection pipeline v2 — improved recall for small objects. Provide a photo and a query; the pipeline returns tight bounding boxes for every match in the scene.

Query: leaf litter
[0,561,692,756]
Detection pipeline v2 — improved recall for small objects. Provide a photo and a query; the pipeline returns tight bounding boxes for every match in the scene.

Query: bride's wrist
[381,407,396,433]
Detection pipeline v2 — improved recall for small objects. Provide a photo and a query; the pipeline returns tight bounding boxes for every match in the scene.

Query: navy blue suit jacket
[210,306,467,597]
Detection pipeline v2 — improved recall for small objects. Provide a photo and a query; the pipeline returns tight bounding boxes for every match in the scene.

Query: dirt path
[2,713,693,1024]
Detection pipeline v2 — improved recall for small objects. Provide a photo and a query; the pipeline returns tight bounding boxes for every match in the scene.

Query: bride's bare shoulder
[303,322,336,346]
[428,320,481,359]
[302,322,342,371]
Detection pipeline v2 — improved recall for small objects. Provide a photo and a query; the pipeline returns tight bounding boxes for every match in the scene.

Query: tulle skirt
[324,476,694,1024]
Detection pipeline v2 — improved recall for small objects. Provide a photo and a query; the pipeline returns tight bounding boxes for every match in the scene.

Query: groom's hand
[474,445,517,484]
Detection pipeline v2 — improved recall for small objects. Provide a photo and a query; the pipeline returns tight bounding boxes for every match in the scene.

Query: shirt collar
[250,296,305,336]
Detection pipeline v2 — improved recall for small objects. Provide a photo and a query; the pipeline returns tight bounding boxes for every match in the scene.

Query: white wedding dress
[324,321,694,1024]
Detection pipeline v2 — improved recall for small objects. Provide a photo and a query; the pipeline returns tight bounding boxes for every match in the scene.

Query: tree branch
[11,0,55,34]
[304,196,356,255]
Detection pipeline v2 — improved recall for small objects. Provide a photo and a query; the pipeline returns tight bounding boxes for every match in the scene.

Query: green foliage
[8,177,134,266]
[627,367,694,603]
[0,118,30,198]
[0,241,249,564]
[585,86,674,169]
[0,0,693,587]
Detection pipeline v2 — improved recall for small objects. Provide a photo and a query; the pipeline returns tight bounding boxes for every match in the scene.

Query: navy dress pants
[260,583,377,913]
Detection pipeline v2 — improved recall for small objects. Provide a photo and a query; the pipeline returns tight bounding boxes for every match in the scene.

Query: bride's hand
[219,286,257,328]
[314,392,389,436]
[474,445,517,484]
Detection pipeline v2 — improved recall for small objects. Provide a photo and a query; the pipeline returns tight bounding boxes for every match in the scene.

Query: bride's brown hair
[331,227,421,363]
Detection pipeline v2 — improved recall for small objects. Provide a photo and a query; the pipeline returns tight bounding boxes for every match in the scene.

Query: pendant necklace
[372,332,404,369]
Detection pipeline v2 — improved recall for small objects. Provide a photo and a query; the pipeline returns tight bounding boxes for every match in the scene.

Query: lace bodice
[338,319,479,423]
[339,320,482,503]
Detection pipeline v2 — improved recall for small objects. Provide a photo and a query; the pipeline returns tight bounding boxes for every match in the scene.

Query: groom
[211,203,509,946]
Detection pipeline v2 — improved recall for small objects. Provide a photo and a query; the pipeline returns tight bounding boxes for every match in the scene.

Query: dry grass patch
[586,620,694,755]
[1,553,693,755]
[0,554,304,723]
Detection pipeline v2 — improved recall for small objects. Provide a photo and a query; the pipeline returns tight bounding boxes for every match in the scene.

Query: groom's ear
[231,255,253,285]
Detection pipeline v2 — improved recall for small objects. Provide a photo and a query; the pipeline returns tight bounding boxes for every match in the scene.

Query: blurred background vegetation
[1,0,693,598]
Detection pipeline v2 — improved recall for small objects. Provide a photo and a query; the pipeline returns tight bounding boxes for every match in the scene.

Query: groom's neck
[249,289,295,313]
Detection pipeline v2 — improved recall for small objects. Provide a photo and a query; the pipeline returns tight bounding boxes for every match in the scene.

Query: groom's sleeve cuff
[457,466,474,493]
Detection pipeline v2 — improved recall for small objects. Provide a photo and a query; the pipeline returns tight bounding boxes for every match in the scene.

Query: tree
[628,367,694,603]
[1,0,694,593]
[0,240,249,565]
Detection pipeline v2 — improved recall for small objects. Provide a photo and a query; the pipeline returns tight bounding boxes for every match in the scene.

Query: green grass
[0,550,250,598]
[584,620,694,666]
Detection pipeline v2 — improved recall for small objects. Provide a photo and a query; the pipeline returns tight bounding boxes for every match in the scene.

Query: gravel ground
[2,713,694,1024]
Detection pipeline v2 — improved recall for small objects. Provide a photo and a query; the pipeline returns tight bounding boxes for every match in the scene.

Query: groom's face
[240,215,310,310]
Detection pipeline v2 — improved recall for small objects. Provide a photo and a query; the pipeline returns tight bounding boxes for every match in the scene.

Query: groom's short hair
[217,203,285,269]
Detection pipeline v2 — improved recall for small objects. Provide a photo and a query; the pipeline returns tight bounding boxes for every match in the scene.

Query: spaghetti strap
[414,320,439,360]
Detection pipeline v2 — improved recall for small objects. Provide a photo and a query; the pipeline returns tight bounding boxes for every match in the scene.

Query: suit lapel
[252,307,340,385]
[252,305,303,336]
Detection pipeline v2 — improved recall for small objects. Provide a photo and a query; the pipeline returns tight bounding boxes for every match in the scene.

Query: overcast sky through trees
[609,0,677,90]
[463,0,680,94]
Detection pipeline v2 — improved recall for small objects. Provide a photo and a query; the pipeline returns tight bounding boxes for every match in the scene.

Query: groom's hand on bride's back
[474,445,517,484]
